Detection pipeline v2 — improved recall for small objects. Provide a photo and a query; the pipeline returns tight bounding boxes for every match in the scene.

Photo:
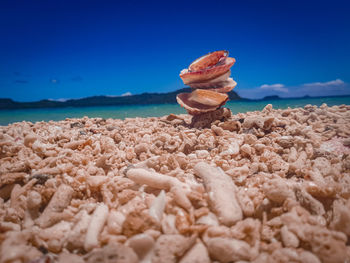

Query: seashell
[176,90,228,115]
[188,71,231,89]
[191,78,237,93]
[176,93,218,115]
[178,50,237,115]
[188,89,228,106]
[189,50,228,72]
[180,57,235,85]
[205,78,237,93]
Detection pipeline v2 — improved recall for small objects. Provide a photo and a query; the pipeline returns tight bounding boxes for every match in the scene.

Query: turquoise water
[1,96,349,126]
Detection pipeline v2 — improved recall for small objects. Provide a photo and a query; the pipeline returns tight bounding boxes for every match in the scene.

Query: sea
[1,96,350,126]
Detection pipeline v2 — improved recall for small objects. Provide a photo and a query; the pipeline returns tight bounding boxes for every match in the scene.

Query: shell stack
[176,50,236,115]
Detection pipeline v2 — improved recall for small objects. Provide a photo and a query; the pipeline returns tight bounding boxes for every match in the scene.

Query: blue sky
[1,0,350,101]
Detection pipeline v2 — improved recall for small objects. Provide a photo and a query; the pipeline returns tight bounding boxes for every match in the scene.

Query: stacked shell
[177,50,236,115]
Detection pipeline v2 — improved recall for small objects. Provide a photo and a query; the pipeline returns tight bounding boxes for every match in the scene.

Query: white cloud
[259,83,289,93]
[121,92,132,96]
[237,79,349,99]
[55,98,69,102]
[48,98,69,102]
[303,79,344,87]
[293,79,348,98]
[106,92,133,97]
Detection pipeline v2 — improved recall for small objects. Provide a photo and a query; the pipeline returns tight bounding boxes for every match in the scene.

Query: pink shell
[205,79,237,93]
[188,71,231,89]
[180,57,235,85]
[177,50,237,116]
[188,50,228,72]
[176,92,229,115]
[190,78,237,93]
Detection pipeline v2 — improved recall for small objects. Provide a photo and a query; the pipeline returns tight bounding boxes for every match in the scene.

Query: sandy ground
[0,103,350,263]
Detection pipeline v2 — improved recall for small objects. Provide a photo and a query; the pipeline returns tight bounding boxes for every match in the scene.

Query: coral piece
[190,107,231,128]
[85,243,138,263]
[179,240,211,263]
[194,162,242,226]
[151,234,196,263]
[206,237,251,262]
[84,203,109,251]
[35,184,74,228]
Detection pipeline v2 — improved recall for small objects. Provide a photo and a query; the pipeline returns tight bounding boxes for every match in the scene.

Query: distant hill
[3,90,346,110]
[261,95,281,100]
[0,88,241,110]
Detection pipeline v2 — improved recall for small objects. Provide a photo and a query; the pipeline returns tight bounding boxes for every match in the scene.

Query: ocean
[1,96,349,126]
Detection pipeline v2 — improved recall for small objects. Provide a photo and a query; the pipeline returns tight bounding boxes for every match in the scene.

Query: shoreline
[1,96,350,126]
[0,104,350,262]
[1,91,349,111]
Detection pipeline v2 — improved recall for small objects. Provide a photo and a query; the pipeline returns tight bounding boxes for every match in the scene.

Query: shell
[188,71,231,89]
[189,89,228,106]
[176,90,228,115]
[205,78,237,93]
[178,50,236,116]
[189,50,228,72]
[189,77,237,93]
[180,57,235,85]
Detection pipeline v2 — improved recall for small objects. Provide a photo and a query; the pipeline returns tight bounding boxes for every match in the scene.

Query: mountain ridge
[1,89,349,110]
[0,88,241,110]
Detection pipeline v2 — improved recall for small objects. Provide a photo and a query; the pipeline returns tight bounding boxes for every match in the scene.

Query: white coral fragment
[36,184,74,228]
[206,237,251,262]
[126,168,185,191]
[126,233,155,261]
[151,234,196,263]
[194,162,242,226]
[84,203,109,251]
[149,190,166,223]
[179,240,210,263]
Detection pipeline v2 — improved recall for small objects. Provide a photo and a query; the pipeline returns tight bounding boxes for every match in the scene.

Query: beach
[0,103,350,262]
